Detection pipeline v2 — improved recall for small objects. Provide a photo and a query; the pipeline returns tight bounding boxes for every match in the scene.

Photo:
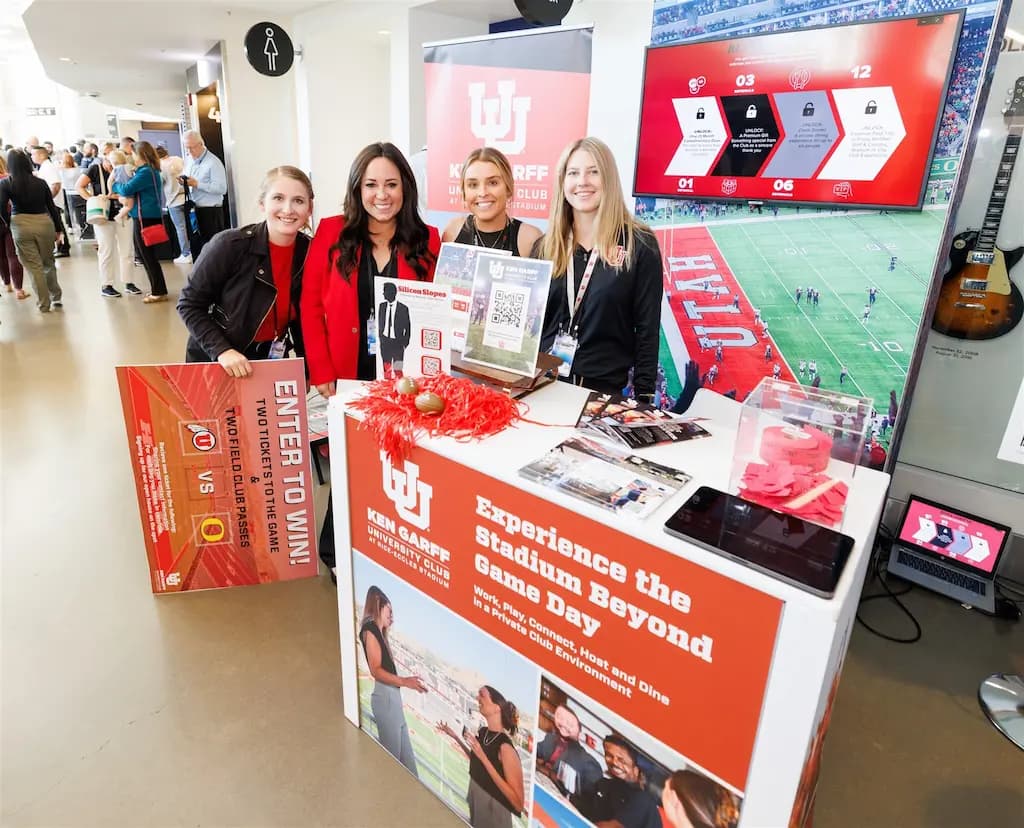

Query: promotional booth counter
[326,380,889,828]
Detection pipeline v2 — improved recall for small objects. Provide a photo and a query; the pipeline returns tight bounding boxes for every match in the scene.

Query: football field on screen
[657,207,947,428]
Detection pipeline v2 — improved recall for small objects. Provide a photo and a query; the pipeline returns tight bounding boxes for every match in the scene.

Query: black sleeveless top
[359,620,396,675]
[469,728,519,814]
[453,216,522,257]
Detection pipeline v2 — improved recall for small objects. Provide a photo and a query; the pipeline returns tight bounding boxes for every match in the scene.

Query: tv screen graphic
[634,12,964,209]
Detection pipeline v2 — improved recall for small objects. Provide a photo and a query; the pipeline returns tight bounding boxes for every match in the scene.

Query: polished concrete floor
[1,245,1021,827]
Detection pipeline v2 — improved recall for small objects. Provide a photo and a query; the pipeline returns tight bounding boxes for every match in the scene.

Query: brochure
[576,392,712,449]
[433,242,512,352]
[519,435,692,519]
[373,277,452,380]
[461,253,553,378]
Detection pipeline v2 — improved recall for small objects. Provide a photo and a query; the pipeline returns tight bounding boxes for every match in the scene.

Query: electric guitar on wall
[932,76,1024,341]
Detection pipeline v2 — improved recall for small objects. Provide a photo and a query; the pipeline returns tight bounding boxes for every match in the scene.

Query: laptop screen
[896,496,1011,575]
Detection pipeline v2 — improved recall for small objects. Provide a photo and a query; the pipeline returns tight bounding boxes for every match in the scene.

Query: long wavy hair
[133,140,161,172]
[361,585,392,640]
[666,770,740,828]
[539,137,646,279]
[330,142,434,282]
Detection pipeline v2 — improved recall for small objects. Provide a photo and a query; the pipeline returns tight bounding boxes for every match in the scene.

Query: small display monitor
[895,495,1011,575]
[633,12,963,209]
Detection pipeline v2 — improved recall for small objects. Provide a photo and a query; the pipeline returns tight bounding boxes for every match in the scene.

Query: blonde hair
[257,165,314,205]
[110,150,127,165]
[258,165,314,231]
[540,137,646,279]
[460,147,514,202]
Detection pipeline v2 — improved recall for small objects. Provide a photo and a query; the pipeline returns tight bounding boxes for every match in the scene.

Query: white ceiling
[21,0,529,118]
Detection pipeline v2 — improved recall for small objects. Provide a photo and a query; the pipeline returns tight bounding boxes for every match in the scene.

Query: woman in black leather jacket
[177,166,314,376]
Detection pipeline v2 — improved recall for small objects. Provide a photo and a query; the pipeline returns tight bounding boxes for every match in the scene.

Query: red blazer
[301,215,440,385]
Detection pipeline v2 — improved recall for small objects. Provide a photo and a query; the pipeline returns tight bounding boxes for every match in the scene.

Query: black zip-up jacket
[540,228,664,396]
[178,221,310,363]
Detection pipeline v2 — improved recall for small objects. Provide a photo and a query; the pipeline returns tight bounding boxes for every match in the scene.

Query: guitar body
[931,230,1024,340]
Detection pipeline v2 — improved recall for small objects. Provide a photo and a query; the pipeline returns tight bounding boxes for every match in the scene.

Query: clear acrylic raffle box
[730,379,873,529]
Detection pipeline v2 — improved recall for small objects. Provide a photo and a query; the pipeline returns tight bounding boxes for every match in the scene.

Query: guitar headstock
[1004,76,1024,126]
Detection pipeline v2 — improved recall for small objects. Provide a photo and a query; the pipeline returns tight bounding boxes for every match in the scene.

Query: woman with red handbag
[111,140,170,303]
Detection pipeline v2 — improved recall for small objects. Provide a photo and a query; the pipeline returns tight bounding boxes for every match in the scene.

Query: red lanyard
[566,244,600,331]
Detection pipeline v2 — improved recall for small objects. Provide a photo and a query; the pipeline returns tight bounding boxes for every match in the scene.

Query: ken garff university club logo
[380,451,433,531]
[244,22,295,77]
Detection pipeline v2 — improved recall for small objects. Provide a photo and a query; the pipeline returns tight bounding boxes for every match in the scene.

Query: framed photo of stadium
[633,12,964,209]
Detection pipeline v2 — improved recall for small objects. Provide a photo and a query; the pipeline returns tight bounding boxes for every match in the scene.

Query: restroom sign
[244,21,294,77]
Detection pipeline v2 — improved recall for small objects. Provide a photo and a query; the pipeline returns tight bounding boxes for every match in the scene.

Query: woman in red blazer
[302,142,440,397]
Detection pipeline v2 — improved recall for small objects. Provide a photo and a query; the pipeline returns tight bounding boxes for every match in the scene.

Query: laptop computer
[887,495,1012,613]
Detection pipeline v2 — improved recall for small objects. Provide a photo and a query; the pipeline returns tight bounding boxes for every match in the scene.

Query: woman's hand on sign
[315,381,336,398]
[217,348,253,378]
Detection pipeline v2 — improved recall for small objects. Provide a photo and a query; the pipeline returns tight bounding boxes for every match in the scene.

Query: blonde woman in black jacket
[177,166,313,375]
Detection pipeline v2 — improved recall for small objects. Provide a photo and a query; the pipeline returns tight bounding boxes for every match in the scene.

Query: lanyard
[566,244,600,332]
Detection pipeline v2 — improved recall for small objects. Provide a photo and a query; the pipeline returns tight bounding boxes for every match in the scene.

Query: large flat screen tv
[633,12,964,210]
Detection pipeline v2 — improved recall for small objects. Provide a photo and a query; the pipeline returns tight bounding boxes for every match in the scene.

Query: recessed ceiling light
[377,29,391,35]
[59,56,71,61]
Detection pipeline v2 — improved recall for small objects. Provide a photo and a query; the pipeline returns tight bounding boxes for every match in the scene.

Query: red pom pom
[347,374,526,462]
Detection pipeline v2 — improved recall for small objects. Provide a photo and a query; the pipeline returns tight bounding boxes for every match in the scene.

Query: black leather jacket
[178,221,310,363]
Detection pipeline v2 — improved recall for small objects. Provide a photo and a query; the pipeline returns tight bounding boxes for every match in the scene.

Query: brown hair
[60,151,77,169]
[483,685,519,735]
[331,142,434,282]
[133,140,161,170]
[460,147,514,201]
[667,770,740,828]
[258,165,315,231]
[361,586,391,639]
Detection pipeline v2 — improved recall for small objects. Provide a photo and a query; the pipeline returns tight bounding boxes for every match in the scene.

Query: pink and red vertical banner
[424,26,593,219]
[116,360,317,593]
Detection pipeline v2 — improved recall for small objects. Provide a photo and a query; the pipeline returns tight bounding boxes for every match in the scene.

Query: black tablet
[663,486,854,598]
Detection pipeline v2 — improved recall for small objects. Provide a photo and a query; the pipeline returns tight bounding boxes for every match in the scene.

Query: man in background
[32,146,71,257]
[537,705,603,797]
[181,129,227,259]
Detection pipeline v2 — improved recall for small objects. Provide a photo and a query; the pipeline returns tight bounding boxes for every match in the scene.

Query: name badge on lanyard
[549,246,599,377]
[268,337,287,360]
[367,312,378,356]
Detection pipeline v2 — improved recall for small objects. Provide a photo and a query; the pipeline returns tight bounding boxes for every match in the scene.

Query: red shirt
[300,215,440,385]
[253,241,294,342]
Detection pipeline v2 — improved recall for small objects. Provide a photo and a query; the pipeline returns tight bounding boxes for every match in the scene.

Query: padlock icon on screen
[865,100,878,115]
[696,107,705,120]
[746,104,757,119]
[802,101,815,117]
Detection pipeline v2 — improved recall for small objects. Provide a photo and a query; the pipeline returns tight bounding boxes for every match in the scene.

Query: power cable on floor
[856,524,923,644]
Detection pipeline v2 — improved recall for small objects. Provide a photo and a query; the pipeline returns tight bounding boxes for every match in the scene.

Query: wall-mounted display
[635,13,963,208]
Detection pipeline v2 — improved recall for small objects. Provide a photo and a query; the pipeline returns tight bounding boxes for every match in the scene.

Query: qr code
[421,356,442,376]
[421,328,442,350]
[490,289,526,326]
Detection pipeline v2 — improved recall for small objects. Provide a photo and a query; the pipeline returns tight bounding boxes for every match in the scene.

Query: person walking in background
[0,149,63,311]
[181,130,227,259]
[438,686,525,828]
[112,141,169,303]
[178,166,313,373]
[840,365,848,385]
[31,145,70,257]
[157,145,190,264]
[0,154,28,300]
[359,586,426,776]
[77,150,142,298]
[58,151,83,239]
[764,343,772,361]
[862,304,871,324]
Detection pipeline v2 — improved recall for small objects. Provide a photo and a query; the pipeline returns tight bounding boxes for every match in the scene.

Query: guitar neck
[976,126,1023,255]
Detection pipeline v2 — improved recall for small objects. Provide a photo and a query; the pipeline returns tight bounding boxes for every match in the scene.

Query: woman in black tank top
[442,147,542,258]
[437,684,525,828]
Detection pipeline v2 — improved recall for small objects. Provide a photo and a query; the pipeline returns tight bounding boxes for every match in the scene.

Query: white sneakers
[173,254,192,265]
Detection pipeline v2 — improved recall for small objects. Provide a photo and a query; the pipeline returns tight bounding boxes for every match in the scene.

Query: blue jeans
[168,204,190,256]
